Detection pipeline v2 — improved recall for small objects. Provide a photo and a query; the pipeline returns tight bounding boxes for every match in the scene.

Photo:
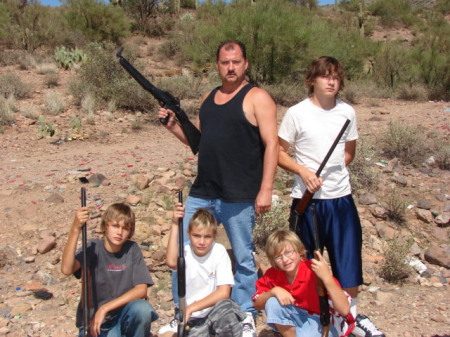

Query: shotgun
[116,48,201,155]
[177,190,187,337]
[80,187,91,337]
[311,203,330,337]
[291,119,350,231]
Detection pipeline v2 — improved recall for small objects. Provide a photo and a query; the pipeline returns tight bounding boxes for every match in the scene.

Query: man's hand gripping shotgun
[291,119,350,231]
[116,48,201,155]
[177,191,187,337]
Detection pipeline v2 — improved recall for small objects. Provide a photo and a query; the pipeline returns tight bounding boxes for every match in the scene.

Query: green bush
[155,74,203,100]
[369,0,417,28]
[381,121,429,166]
[64,0,130,44]
[73,43,156,112]
[0,73,31,100]
[1,1,67,50]
[380,238,412,284]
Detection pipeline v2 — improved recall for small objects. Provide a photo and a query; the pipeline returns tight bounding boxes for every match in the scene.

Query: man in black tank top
[158,40,278,336]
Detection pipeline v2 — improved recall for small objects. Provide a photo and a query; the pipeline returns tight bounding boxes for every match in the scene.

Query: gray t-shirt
[74,239,153,327]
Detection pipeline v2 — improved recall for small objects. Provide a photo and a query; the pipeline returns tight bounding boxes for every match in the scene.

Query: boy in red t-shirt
[252,230,354,337]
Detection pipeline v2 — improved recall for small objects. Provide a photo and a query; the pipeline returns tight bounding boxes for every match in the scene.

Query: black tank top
[190,83,264,202]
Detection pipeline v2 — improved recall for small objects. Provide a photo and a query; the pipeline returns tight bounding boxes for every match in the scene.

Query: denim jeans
[78,300,159,337]
[265,297,338,337]
[172,196,257,316]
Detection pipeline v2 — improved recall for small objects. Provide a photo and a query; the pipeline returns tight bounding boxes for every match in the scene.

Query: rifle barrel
[81,188,90,336]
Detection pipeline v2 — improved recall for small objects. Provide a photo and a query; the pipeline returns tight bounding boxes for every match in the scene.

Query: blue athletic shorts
[290,194,363,288]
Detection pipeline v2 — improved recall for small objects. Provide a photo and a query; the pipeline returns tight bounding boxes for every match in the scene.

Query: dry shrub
[433,138,450,170]
[44,73,59,88]
[380,238,412,284]
[381,121,430,166]
[0,73,31,99]
[396,83,427,101]
[253,197,290,251]
[264,82,305,107]
[45,91,65,115]
[0,96,15,126]
[386,189,407,225]
[349,140,379,192]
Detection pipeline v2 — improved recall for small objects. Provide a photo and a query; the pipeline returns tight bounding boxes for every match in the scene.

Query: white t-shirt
[184,242,234,318]
[278,98,358,199]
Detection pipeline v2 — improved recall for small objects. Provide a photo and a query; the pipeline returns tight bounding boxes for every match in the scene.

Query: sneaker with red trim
[351,314,385,337]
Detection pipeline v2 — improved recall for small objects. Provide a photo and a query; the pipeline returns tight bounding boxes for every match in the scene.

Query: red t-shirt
[252,259,338,314]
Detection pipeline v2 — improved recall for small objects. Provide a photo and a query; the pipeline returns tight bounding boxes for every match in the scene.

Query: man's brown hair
[306,56,345,97]
[101,203,136,239]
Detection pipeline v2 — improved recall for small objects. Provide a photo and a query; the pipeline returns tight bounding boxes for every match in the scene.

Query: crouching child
[61,203,158,337]
[165,203,247,337]
[252,230,354,337]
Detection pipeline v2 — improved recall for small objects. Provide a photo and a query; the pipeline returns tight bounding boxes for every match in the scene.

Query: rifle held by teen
[116,48,201,155]
[311,203,330,337]
[177,190,187,337]
[295,119,350,217]
[80,187,91,337]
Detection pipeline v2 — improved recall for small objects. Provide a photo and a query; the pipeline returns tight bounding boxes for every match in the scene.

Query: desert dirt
[0,43,449,337]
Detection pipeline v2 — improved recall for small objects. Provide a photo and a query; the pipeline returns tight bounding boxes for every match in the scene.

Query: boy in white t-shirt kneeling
[165,203,247,337]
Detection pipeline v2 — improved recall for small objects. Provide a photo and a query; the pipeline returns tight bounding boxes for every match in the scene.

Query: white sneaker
[351,314,385,337]
[241,312,256,337]
[158,317,178,334]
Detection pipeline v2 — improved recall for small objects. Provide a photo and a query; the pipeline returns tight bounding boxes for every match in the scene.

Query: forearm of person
[345,140,356,166]
[187,285,231,316]
[165,223,179,269]
[260,139,278,192]
[167,123,191,146]
[61,223,81,275]
[253,289,275,311]
[97,284,148,316]
[322,277,350,316]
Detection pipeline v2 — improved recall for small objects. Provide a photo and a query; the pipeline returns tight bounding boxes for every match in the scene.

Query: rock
[126,195,141,206]
[359,192,378,205]
[424,246,450,269]
[392,175,408,186]
[415,208,433,223]
[417,199,432,210]
[37,236,56,254]
[45,193,64,204]
[133,174,149,190]
[88,173,107,185]
[386,158,399,172]
[371,206,388,219]
[435,212,450,227]
[375,223,397,240]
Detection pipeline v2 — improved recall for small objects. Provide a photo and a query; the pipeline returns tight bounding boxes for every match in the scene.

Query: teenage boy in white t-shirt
[278,56,385,337]
[165,204,248,336]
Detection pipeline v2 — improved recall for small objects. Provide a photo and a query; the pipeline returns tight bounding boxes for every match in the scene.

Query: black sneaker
[351,314,385,337]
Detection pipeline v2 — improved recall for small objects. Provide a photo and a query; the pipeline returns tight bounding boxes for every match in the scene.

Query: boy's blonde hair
[188,208,217,236]
[101,203,136,239]
[265,230,306,268]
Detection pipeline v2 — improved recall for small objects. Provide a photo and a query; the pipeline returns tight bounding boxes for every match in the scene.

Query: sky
[40,0,336,8]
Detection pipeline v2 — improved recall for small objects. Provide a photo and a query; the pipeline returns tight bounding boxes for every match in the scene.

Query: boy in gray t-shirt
[61,203,158,337]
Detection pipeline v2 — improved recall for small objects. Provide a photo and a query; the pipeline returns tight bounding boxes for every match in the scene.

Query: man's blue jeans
[172,196,257,316]
[78,300,159,337]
